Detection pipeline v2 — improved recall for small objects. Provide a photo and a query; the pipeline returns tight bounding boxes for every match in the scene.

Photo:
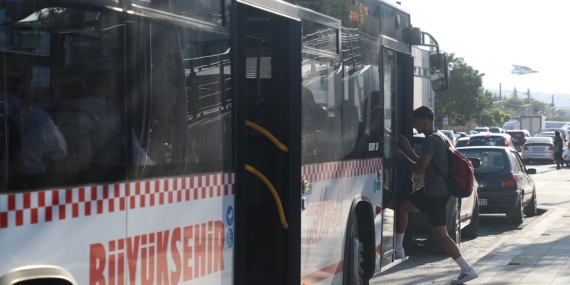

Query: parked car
[562,147,570,167]
[410,134,480,248]
[457,147,537,225]
[522,137,555,164]
[465,133,517,151]
[474,127,489,133]
[537,128,567,142]
[439,130,456,146]
[507,130,531,152]
[455,137,470,147]
[489,127,506,133]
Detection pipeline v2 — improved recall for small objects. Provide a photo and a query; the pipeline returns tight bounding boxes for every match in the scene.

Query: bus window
[341,28,382,160]
[301,53,342,164]
[127,12,232,179]
[1,7,127,191]
[133,0,227,26]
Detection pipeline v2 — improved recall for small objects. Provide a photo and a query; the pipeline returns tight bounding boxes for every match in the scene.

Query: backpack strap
[428,131,450,179]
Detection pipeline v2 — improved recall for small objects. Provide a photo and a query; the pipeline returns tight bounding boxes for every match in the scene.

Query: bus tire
[343,213,366,285]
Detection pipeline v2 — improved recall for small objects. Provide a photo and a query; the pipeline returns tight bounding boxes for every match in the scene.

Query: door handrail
[246,120,289,152]
[245,164,288,229]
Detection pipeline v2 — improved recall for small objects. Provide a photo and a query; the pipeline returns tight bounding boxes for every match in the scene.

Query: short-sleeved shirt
[422,132,449,196]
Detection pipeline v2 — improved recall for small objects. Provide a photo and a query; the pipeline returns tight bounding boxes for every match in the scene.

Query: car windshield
[489,128,500,133]
[545,122,568,128]
[456,139,468,147]
[508,132,525,139]
[469,136,507,146]
[458,149,507,173]
[440,131,453,140]
[526,137,553,144]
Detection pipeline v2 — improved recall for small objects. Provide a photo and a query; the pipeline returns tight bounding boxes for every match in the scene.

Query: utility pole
[527,88,531,115]
[550,94,556,119]
[499,83,502,110]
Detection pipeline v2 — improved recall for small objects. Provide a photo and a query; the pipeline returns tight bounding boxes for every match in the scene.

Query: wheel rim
[520,195,524,220]
[456,212,461,245]
[350,223,364,285]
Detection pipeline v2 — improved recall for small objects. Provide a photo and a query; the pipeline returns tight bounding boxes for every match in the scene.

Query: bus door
[379,47,414,270]
[233,3,302,285]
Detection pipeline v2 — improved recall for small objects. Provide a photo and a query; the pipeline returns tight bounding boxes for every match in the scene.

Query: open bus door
[379,47,414,270]
[233,3,302,285]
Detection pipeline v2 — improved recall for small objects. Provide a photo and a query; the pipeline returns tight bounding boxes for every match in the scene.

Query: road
[369,162,566,285]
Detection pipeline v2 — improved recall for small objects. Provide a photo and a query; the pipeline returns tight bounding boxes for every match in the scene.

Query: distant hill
[487,89,570,109]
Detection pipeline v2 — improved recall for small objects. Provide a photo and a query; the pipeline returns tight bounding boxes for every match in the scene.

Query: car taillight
[523,145,529,151]
[501,175,517,188]
[504,140,509,146]
[524,137,528,142]
[549,145,555,151]
[467,140,471,146]
[568,142,570,149]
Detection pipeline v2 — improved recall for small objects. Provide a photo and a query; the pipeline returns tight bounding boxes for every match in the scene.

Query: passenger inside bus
[357,106,384,158]
[4,59,68,175]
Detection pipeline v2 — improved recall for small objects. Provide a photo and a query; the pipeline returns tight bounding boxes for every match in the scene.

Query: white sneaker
[395,247,405,259]
[451,268,478,284]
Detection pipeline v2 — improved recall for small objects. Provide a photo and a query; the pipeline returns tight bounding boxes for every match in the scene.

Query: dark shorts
[408,188,450,227]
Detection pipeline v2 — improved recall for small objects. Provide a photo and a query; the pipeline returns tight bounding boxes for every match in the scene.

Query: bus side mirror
[430,53,449,91]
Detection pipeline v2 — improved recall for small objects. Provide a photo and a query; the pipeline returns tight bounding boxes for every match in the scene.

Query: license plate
[532,147,543,151]
[479,199,487,206]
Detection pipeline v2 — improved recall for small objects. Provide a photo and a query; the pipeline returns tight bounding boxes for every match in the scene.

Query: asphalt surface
[370,162,559,285]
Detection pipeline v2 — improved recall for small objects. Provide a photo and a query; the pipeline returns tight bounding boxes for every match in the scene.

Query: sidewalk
[438,179,570,284]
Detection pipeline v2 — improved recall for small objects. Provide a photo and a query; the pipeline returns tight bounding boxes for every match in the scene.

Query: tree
[478,111,495,126]
[435,53,489,125]
[489,109,503,126]
[511,87,519,98]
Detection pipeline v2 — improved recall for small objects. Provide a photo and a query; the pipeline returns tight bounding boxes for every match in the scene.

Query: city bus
[0,0,447,284]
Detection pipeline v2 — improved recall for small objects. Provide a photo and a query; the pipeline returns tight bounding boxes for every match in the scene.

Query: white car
[563,147,570,167]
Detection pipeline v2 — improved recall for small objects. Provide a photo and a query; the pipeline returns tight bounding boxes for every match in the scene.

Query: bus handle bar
[245,164,288,229]
[245,120,289,152]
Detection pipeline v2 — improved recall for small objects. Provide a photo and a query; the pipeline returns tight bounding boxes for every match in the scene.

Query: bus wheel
[344,215,365,285]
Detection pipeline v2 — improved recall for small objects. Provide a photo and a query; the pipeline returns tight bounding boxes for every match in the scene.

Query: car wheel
[524,189,538,217]
[462,199,479,238]
[343,214,365,285]
[510,194,525,225]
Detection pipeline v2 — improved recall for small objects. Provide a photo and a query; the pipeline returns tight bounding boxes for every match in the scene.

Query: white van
[503,120,521,130]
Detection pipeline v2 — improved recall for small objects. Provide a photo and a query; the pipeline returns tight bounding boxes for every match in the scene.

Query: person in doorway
[554,131,564,170]
[395,106,478,284]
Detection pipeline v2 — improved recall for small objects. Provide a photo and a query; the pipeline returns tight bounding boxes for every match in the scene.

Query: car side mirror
[468,158,481,168]
[526,168,536,174]
[430,53,449,91]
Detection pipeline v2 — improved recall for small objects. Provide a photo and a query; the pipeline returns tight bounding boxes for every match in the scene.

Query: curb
[434,207,555,284]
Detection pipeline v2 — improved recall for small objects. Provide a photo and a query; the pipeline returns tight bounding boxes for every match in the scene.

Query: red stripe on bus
[16,210,23,226]
[301,261,344,284]
[0,173,235,228]
[24,193,31,209]
[31,208,38,224]
[0,212,6,228]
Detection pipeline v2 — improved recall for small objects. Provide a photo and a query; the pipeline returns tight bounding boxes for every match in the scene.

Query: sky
[399,0,570,95]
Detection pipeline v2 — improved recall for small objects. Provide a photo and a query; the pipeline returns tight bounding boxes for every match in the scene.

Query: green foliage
[435,53,489,125]
[478,111,495,126]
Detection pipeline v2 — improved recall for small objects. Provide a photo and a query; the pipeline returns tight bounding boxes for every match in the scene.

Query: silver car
[522,137,555,164]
